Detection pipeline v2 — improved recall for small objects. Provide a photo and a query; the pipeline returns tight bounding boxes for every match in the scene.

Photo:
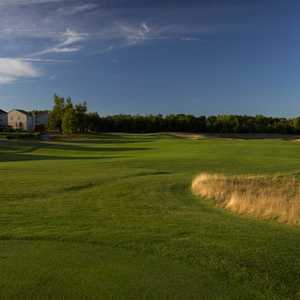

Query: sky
[0,0,299,116]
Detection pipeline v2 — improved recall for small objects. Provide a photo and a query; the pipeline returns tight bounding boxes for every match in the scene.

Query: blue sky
[0,0,299,116]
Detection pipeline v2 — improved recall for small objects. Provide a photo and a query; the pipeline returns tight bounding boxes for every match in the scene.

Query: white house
[8,110,34,130]
[8,110,48,131]
[0,109,8,129]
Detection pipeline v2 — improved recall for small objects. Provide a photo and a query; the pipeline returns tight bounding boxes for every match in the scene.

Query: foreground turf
[1,134,300,299]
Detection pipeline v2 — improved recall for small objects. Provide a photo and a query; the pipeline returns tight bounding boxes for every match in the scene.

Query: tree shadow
[53,134,157,144]
[0,153,121,162]
[21,142,153,153]
[0,138,154,162]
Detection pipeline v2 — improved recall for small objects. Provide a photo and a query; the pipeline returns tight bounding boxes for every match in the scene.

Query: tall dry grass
[192,173,300,225]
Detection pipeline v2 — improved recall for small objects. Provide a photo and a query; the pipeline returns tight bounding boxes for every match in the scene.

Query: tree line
[48,95,300,134]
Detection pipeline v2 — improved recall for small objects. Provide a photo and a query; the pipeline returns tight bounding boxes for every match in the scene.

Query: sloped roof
[9,109,29,115]
[16,109,29,115]
[0,109,7,114]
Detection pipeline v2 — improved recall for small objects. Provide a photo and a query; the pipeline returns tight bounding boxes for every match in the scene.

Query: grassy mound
[192,173,300,225]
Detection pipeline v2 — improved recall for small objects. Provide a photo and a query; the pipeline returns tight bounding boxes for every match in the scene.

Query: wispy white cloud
[92,21,205,55]
[181,37,200,41]
[60,28,86,46]
[0,58,39,84]
[118,22,152,44]
[116,21,211,45]
[57,3,99,16]
[0,0,218,83]
[0,0,73,6]
[45,47,80,53]
[33,28,87,56]
[21,58,71,63]
[0,1,215,58]
[141,22,150,33]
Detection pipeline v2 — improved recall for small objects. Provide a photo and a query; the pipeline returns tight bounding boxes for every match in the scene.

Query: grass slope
[1,134,300,299]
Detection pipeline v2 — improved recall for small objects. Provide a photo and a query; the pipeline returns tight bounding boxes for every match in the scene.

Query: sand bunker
[192,173,300,225]
[168,132,205,140]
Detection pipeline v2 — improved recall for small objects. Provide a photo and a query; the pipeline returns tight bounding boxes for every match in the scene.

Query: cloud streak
[57,3,99,16]
[32,28,87,56]
[0,0,73,6]
[95,21,207,54]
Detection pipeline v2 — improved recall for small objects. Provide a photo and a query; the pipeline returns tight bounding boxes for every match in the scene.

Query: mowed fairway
[1,134,300,299]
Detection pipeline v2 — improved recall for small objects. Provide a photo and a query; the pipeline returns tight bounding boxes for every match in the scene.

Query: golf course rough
[192,173,300,225]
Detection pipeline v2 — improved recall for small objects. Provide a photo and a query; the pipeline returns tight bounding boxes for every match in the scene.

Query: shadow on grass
[22,143,153,153]
[0,153,121,162]
[53,133,158,144]
[0,140,154,154]
[0,136,155,162]
[123,171,172,179]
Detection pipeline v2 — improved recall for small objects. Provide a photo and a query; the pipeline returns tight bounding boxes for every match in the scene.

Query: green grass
[1,133,300,299]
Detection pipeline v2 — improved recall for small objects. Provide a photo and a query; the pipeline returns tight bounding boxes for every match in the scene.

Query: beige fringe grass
[192,173,300,225]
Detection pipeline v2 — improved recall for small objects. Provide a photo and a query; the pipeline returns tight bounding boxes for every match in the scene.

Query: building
[8,110,48,131]
[8,110,34,130]
[33,111,49,129]
[0,109,8,129]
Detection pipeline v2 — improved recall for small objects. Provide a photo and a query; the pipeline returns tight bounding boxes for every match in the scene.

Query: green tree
[293,117,300,133]
[86,112,99,132]
[62,98,76,134]
[74,102,88,133]
[48,94,65,132]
